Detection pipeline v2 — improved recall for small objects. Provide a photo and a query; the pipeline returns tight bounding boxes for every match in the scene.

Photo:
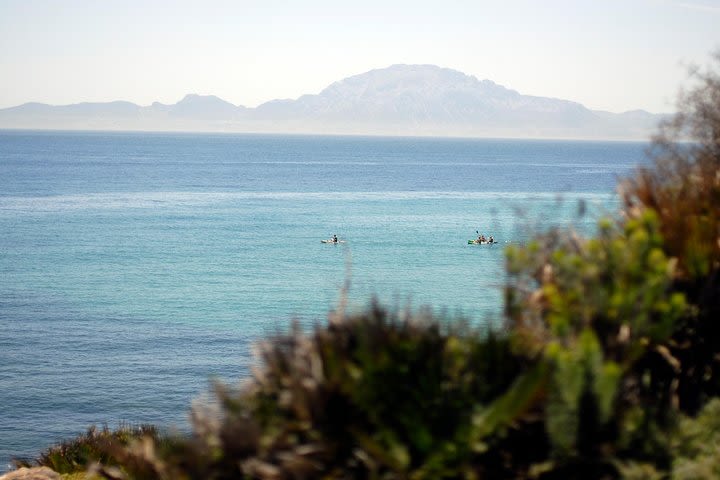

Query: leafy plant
[13,425,159,474]
[190,306,530,479]
[620,52,720,414]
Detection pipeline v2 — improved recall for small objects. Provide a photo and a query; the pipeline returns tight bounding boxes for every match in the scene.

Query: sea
[0,130,649,470]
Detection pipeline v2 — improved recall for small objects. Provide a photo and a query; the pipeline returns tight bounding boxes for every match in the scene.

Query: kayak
[321,240,346,244]
[468,240,496,245]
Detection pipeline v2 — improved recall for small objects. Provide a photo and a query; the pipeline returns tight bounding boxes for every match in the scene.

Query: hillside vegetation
[11,55,720,479]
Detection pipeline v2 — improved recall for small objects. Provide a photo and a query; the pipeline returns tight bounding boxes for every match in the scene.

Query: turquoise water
[0,131,647,469]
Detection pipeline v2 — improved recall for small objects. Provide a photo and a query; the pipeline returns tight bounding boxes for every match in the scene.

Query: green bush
[619,53,720,415]
[179,307,533,479]
[13,424,159,474]
[670,398,720,478]
[503,207,687,474]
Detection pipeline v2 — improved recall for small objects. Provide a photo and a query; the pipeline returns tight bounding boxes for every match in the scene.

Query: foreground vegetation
[11,55,720,479]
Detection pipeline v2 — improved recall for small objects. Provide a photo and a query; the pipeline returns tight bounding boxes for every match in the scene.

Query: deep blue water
[0,130,648,470]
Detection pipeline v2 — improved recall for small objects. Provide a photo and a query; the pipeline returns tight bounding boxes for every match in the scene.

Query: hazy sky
[1,0,718,113]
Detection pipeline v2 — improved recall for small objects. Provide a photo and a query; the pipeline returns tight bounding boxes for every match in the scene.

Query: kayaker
[489,235,494,244]
[332,234,338,243]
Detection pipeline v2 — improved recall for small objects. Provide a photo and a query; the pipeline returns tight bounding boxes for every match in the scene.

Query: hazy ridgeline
[0,65,664,140]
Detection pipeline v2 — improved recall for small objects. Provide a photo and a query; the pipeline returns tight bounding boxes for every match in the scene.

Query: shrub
[503,209,686,474]
[158,307,532,479]
[620,52,720,414]
[13,425,159,474]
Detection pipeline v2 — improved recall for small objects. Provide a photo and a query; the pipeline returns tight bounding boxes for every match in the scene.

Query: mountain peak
[327,64,476,87]
[316,64,516,102]
[177,94,236,107]
[169,94,244,118]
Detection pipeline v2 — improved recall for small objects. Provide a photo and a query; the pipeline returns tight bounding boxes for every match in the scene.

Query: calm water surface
[0,131,647,469]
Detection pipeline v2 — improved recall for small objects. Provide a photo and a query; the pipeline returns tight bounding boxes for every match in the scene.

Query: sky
[0,0,719,113]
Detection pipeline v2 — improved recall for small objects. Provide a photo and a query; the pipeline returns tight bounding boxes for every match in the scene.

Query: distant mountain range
[0,65,666,140]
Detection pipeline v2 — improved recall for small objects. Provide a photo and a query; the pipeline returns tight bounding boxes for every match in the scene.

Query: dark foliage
[13,425,159,475]
[620,53,720,415]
